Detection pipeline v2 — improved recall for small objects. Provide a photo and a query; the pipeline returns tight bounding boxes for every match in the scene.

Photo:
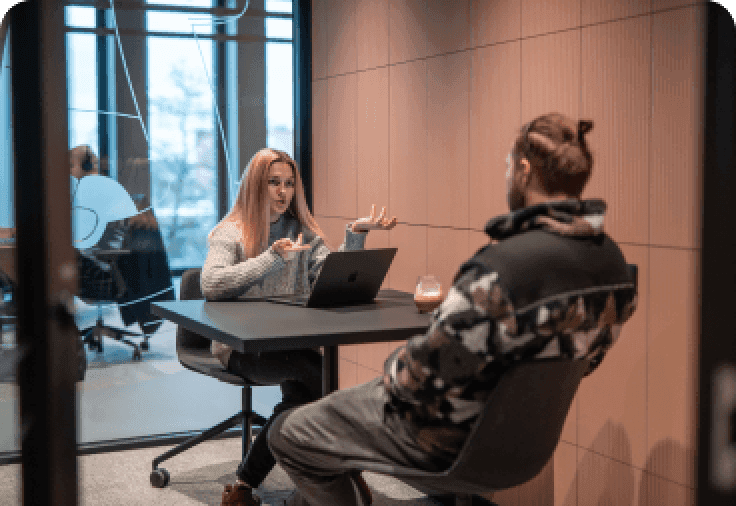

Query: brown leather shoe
[221,483,261,506]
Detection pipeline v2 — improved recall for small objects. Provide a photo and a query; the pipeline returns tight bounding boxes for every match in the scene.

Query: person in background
[69,144,99,179]
[69,145,158,232]
[70,144,175,355]
[266,113,639,506]
[203,147,397,506]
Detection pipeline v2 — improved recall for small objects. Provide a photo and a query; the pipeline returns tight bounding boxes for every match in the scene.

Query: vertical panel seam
[425,35,429,272]
[354,59,358,221]
[325,75,329,217]
[578,4,583,488]
[646,8,653,484]
[353,0,357,221]
[468,39,471,249]
[577,7,582,503]
[387,4,392,288]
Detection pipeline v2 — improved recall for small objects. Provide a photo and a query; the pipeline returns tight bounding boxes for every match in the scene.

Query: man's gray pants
[267,376,453,506]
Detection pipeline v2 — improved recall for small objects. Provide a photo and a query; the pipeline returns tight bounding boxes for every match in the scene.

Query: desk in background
[152,289,431,396]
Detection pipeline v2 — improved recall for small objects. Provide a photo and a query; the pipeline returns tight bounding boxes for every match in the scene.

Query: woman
[201,148,396,506]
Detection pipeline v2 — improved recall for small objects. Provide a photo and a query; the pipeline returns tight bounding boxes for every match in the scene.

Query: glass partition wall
[0,11,17,484]
[67,0,294,272]
[67,0,294,442]
[1,0,301,477]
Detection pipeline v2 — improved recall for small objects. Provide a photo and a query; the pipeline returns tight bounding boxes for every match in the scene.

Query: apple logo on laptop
[348,272,358,283]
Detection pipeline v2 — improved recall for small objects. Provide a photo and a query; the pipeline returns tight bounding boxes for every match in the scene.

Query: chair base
[81,321,150,361]
[150,401,269,488]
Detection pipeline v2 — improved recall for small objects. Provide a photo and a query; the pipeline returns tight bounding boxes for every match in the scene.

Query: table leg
[322,345,339,396]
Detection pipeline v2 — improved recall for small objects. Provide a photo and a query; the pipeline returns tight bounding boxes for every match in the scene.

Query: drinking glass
[414,275,443,313]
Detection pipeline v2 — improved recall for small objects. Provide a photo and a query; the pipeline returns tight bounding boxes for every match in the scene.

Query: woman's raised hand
[272,233,310,259]
[351,205,398,233]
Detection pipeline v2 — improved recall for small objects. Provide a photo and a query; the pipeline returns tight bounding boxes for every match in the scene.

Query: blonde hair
[209,148,327,258]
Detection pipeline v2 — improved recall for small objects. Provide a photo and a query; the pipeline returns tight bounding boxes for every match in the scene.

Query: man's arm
[383,263,517,407]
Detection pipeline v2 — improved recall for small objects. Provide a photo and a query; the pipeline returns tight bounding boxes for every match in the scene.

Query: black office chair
[354,358,591,506]
[150,267,273,488]
[115,212,175,348]
[371,265,639,505]
[77,210,175,362]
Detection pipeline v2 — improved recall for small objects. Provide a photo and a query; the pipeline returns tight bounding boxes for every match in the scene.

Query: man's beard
[507,183,526,212]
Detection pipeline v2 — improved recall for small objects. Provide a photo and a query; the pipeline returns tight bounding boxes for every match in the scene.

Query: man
[262,113,638,506]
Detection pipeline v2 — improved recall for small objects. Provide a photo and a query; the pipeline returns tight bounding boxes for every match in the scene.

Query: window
[66,5,100,156]
[60,0,296,444]
[64,0,295,271]
[264,0,293,156]
[147,3,217,269]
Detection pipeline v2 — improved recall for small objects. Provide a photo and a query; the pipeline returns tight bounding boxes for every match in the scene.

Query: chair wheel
[132,347,142,361]
[150,468,170,488]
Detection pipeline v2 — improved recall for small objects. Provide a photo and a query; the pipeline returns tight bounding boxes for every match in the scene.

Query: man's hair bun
[512,113,595,197]
[577,120,593,142]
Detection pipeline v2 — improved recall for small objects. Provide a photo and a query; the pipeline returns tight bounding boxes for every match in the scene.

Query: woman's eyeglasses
[268,178,295,189]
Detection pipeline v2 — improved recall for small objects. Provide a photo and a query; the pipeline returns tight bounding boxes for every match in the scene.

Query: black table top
[151,289,432,353]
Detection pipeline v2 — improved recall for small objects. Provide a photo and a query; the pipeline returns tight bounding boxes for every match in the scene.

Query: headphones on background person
[81,146,95,174]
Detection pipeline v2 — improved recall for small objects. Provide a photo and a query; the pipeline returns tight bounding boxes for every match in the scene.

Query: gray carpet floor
[0,436,448,506]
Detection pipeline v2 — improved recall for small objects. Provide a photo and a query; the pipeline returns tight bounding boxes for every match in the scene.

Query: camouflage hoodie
[383,199,638,463]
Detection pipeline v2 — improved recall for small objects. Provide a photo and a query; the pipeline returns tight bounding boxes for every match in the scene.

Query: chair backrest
[174,267,255,387]
[117,211,175,326]
[175,268,210,352]
[444,358,590,491]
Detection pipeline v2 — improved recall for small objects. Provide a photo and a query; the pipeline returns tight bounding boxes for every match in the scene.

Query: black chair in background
[150,267,273,488]
[115,211,175,348]
[77,210,175,362]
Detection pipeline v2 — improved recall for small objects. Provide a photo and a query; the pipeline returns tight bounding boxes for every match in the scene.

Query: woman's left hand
[351,205,398,233]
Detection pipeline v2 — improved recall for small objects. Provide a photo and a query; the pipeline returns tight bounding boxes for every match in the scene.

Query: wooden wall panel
[326,0,355,76]
[469,41,520,231]
[389,60,428,225]
[581,17,651,245]
[355,0,390,71]
[521,0,580,38]
[650,7,705,249]
[427,52,470,229]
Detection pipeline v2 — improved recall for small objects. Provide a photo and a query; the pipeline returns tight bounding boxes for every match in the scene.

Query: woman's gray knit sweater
[201,211,367,365]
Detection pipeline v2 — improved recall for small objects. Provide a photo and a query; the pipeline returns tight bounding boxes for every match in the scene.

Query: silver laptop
[258,248,397,308]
